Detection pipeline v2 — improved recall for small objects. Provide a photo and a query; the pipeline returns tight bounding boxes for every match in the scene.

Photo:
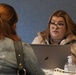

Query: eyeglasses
[50,22,65,28]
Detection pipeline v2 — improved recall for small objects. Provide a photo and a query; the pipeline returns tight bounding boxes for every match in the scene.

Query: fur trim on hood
[60,34,76,45]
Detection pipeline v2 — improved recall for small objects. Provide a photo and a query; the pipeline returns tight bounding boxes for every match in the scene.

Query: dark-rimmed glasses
[50,22,65,28]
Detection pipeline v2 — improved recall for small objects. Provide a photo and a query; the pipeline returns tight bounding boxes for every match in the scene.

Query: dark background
[0,0,76,43]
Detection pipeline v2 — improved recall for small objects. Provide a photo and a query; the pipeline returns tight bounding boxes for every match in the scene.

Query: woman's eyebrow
[58,21,65,23]
[51,20,64,23]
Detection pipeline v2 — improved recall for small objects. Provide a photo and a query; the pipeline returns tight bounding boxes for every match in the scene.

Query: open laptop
[30,44,71,69]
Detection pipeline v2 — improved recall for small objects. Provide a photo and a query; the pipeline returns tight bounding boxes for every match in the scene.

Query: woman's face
[50,16,67,40]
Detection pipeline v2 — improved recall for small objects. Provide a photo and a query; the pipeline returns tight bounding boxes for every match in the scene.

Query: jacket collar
[60,34,76,45]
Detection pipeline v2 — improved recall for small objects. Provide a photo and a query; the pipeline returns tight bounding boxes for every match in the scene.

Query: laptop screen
[30,44,71,69]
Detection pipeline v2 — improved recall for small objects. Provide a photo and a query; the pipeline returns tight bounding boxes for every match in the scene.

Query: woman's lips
[52,31,59,34]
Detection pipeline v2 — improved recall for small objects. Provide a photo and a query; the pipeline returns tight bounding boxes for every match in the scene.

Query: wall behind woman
[0,0,76,43]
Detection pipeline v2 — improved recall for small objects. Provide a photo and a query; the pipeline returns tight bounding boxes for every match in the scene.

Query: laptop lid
[30,44,71,69]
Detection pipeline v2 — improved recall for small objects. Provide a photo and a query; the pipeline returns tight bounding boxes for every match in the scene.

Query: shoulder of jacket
[37,32,41,36]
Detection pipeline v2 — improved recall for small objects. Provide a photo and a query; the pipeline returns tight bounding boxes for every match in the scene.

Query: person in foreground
[0,3,45,75]
[32,10,76,45]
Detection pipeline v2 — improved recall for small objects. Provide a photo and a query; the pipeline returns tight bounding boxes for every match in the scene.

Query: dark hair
[0,3,20,41]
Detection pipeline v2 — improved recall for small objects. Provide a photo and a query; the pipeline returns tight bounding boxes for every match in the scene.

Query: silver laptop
[30,44,71,69]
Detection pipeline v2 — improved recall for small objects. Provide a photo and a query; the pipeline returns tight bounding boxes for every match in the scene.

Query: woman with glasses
[32,10,76,45]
